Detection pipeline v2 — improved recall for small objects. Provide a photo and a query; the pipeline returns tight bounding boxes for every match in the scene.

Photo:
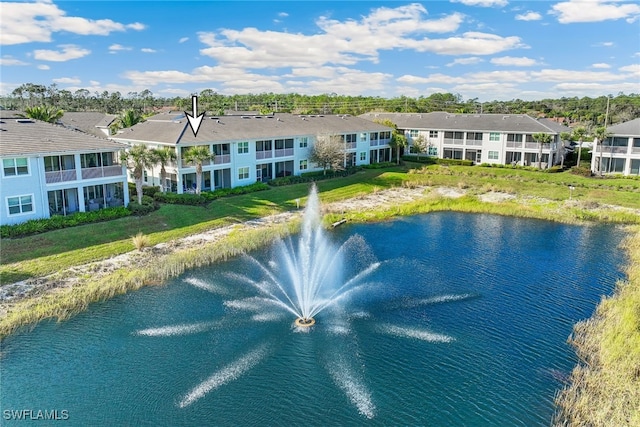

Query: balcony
[597,146,629,154]
[181,159,211,168]
[506,141,522,148]
[81,165,123,180]
[369,140,379,147]
[443,138,464,145]
[274,148,294,157]
[465,139,483,146]
[256,151,273,160]
[213,154,231,164]
[524,142,539,149]
[45,169,77,184]
[345,142,357,150]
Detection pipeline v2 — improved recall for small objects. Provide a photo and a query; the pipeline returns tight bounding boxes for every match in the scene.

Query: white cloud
[593,41,615,47]
[490,56,539,66]
[52,77,81,84]
[179,37,189,43]
[619,63,640,75]
[446,57,483,66]
[591,63,611,68]
[551,0,640,24]
[515,11,542,21]
[0,56,28,66]
[33,44,91,62]
[109,44,132,53]
[141,48,157,53]
[451,0,508,6]
[0,0,145,45]
[278,12,289,18]
[37,64,50,70]
[531,68,627,82]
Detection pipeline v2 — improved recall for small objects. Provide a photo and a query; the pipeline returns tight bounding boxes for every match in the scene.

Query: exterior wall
[1,152,129,226]
[127,130,392,194]
[591,135,640,176]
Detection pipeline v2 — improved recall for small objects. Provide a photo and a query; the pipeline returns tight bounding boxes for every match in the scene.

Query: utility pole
[605,95,612,173]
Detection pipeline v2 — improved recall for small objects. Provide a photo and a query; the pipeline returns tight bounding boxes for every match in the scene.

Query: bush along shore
[553,226,640,427]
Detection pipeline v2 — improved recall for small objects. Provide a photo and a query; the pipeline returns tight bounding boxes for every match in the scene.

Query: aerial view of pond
[1,209,626,426]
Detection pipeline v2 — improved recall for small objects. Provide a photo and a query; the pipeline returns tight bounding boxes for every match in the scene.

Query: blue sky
[1,0,639,101]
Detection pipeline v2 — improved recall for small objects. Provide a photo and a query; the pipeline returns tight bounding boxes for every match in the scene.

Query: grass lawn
[2,164,639,284]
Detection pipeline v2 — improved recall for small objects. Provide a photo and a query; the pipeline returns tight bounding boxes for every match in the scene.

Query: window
[45,155,75,172]
[345,134,357,143]
[255,140,272,152]
[410,130,419,137]
[299,137,308,148]
[466,132,483,141]
[275,139,294,149]
[360,152,366,161]
[237,142,249,154]
[370,132,378,141]
[360,133,367,141]
[444,131,463,140]
[428,146,437,156]
[3,158,29,176]
[299,159,308,170]
[429,131,438,138]
[7,194,33,215]
[380,131,391,140]
[507,134,523,142]
[489,132,500,142]
[488,151,499,160]
[238,166,249,180]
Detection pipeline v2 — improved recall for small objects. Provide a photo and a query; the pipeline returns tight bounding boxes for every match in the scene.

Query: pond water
[1,213,626,426]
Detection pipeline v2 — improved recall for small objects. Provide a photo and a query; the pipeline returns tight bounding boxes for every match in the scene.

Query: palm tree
[121,144,155,204]
[532,132,553,169]
[22,105,64,123]
[151,147,177,193]
[374,118,406,165]
[111,109,143,134]
[572,127,588,168]
[592,126,611,176]
[182,146,215,194]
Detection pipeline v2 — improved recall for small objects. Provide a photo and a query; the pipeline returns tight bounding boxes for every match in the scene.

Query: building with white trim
[591,118,640,176]
[110,113,393,193]
[0,115,129,226]
[359,112,570,167]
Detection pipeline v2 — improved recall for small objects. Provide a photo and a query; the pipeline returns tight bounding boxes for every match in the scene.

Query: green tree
[571,127,588,168]
[560,131,572,168]
[22,105,64,123]
[532,132,553,169]
[151,147,177,193]
[310,133,345,175]
[374,118,406,164]
[121,144,155,204]
[592,126,611,175]
[182,146,215,194]
[111,109,143,134]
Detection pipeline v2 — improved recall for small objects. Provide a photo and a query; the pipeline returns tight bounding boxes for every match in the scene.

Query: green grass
[554,226,640,426]
[2,164,639,284]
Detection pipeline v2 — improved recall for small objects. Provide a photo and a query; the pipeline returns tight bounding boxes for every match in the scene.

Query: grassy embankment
[1,163,639,339]
[554,226,640,426]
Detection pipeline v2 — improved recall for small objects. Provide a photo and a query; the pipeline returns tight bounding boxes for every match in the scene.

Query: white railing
[444,138,464,145]
[213,154,231,164]
[345,142,357,150]
[255,151,272,160]
[275,148,294,157]
[598,146,629,154]
[465,140,483,146]
[524,142,539,149]
[81,165,123,180]
[45,169,77,183]
[370,140,379,147]
[506,141,522,148]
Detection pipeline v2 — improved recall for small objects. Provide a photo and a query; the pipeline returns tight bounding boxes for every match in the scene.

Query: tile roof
[608,118,640,136]
[359,112,570,134]
[0,118,127,157]
[57,112,117,137]
[111,113,393,145]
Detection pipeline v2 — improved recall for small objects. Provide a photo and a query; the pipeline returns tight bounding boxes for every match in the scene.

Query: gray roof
[608,118,640,136]
[112,113,393,145]
[359,112,568,134]
[57,112,116,137]
[0,118,127,157]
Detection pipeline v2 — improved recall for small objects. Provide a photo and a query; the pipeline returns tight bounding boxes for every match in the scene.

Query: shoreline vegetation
[1,163,639,425]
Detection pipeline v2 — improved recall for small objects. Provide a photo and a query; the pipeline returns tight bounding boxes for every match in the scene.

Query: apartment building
[591,118,640,176]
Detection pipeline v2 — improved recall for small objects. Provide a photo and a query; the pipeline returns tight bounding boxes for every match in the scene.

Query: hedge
[152,182,271,205]
[403,156,473,166]
[1,207,132,238]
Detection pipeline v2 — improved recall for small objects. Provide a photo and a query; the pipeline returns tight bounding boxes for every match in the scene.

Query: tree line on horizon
[3,82,639,129]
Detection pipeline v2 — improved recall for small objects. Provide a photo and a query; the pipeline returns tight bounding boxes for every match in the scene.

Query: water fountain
[230,184,380,328]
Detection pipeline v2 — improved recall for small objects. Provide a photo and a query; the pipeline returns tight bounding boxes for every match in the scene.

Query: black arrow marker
[185,95,205,137]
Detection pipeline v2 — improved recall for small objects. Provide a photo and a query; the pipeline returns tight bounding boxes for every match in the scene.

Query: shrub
[269,168,357,187]
[402,156,473,166]
[153,192,207,205]
[0,207,132,238]
[132,232,150,251]
[570,166,593,177]
[543,166,564,173]
[128,195,158,216]
[142,186,161,197]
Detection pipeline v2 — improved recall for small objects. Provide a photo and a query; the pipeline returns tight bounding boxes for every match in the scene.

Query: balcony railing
[274,148,294,157]
[345,142,357,150]
[506,141,522,148]
[632,147,640,153]
[370,140,379,147]
[213,154,231,164]
[524,142,539,149]
[255,151,273,160]
[465,139,483,146]
[45,169,77,184]
[181,159,211,168]
[81,165,123,180]
[443,138,464,145]
[597,146,629,154]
